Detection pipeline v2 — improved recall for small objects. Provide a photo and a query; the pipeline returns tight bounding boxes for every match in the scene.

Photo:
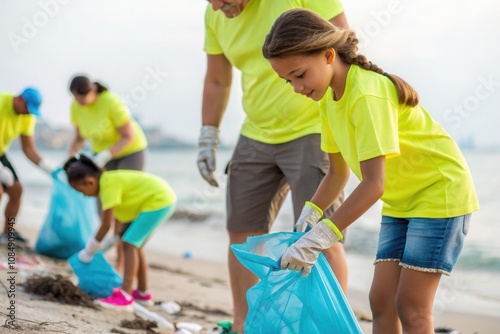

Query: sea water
[4,148,500,317]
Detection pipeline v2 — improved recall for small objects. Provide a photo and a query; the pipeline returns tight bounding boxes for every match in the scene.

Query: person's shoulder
[0,92,14,104]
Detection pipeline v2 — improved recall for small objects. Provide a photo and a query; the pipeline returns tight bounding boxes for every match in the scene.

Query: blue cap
[21,87,42,117]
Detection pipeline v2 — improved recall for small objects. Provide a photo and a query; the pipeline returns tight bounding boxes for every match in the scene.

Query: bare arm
[94,208,114,242]
[20,135,42,165]
[327,155,386,231]
[310,152,351,211]
[202,54,233,126]
[329,11,349,28]
[68,127,85,157]
[107,121,135,156]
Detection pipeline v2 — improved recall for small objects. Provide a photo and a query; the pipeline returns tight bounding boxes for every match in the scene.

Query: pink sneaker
[95,288,134,311]
[132,289,154,307]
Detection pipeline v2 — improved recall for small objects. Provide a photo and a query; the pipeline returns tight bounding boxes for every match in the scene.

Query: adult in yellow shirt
[0,87,56,244]
[68,75,149,270]
[198,1,349,332]
[64,154,176,310]
[68,75,148,170]
[264,9,479,334]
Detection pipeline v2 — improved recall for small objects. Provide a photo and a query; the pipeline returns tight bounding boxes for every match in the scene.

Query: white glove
[93,150,112,168]
[0,163,15,187]
[38,159,58,175]
[294,201,323,232]
[78,237,101,263]
[281,219,343,277]
[100,234,121,252]
[197,125,220,187]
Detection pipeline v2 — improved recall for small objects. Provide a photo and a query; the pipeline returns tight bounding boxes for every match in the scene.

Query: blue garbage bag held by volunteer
[231,232,362,334]
[68,251,122,298]
[35,168,98,259]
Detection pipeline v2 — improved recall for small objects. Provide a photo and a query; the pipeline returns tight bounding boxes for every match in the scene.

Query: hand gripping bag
[68,251,122,298]
[231,232,362,334]
[35,168,98,259]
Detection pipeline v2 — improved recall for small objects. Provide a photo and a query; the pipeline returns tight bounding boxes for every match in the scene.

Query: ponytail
[263,8,419,107]
[64,154,102,183]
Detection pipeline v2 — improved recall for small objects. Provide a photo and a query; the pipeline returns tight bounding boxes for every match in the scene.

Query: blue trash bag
[231,232,363,334]
[68,251,122,298]
[35,168,98,259]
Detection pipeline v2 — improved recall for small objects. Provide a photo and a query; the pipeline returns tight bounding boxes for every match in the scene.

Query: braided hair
[263,8,419,107]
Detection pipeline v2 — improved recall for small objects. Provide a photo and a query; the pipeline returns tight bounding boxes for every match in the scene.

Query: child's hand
[78,237,101,263]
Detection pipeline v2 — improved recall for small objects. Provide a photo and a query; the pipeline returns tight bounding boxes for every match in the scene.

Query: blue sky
[1,0,499,148]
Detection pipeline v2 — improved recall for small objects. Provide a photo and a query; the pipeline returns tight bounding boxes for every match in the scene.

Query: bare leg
[322,243,348,293]
[122,242,139,293]
[3,182,22,234]
[228,230,266,333]
[114,220,124,272]
[370,261,402,334]
[136,248,148,292]
[397,268,441,334]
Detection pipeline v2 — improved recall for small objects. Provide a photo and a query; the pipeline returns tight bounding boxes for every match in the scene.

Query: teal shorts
[122,203,176,248]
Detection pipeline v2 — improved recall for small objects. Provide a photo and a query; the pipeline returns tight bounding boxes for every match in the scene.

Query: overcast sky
[1,0,499,148]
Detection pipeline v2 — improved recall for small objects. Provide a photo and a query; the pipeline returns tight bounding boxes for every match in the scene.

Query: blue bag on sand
[35,168,98,259]
[231,232,363,334]
[68,252,122,298]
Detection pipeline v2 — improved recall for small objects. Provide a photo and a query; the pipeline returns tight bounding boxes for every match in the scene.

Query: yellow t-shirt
[71,91,147,158]
[0,92,36,155]
[320,65,479,218]
[99,170,177,223]
[204,0,344,144]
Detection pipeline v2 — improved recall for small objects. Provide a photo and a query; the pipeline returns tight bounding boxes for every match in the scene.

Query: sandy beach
[0,223,499,334]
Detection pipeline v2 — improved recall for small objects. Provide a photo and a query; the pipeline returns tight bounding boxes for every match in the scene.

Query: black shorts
[0,154,19,188]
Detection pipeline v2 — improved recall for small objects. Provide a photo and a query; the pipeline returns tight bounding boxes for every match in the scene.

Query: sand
[0,225,499,334]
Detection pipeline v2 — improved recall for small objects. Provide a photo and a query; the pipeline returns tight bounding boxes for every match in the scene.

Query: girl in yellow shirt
[263,9,479,334]
[64,154,176,310]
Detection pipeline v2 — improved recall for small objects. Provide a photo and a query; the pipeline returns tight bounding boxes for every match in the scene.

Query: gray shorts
[226,135,343,232]
[104,149,146,171]
[97,149,146,213]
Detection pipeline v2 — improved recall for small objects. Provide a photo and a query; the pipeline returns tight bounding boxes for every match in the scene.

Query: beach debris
[134,301,175,331]
[176,322,203,334]
[182,251,193,259]
[434,327,460,334]
[161,301,182,314]
[0,255,44,271]
[23,274,97,309]
[174,329,192,334]
[170,208,213,223]
[121,316,157,330]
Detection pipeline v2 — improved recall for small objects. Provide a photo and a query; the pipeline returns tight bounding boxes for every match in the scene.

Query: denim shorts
[375,214,471,275]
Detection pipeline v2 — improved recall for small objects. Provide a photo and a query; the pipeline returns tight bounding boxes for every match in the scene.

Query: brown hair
[63,154,102,184]
[69,75,108,95]
[263,8,419,107]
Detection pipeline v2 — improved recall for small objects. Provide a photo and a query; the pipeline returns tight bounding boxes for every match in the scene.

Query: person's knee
[369,286,390,317]
[395,292,432,329]
[7,181,23,199]
[228,229,266,244]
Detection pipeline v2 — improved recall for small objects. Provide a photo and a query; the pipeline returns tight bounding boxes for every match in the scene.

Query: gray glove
[0,163,15,187]
[93,150,112,168]
[38,159,58,175]
[197,125,220,187]
[78,237,101,263]
[281,219,343,277]
[100,234,120,252]
[294,201,323,232]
